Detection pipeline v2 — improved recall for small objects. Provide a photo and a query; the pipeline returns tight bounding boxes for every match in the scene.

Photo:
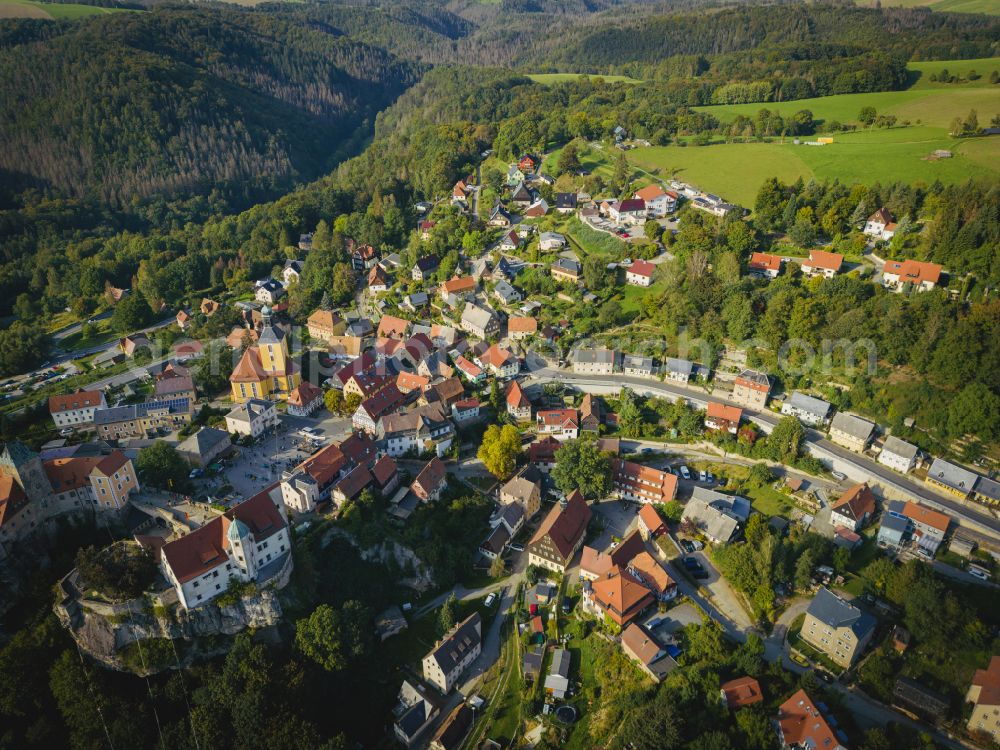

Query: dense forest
[0,7,419,208]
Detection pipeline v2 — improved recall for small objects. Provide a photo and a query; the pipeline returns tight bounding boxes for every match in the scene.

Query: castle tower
[0,441,52,499]
[226,518,255,578]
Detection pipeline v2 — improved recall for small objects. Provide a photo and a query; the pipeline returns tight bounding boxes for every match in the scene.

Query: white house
[282,259,304,286]
[878,435,919,474]
[863,207,897,241]
[625,260,655,287]
[49,390,107,430]
[801,250,843,279]
[881,259,942,292]
[476,344,519,379]
[255,279,285,304]
[609,198,646,225]
[634,185,677,216]
[621,354,655,378]
[422,613,482,693]
[571,348,616,375]
[539,232,566,251]
[225,398,279,438]
[781,392,831,426]
[160,489,291,609]
[460,304,499,339]
[664,357,693,383]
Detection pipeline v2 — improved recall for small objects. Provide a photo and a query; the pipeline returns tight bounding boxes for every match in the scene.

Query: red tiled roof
[634,184,666,202]
[229,348,269,383]
[972,656,1000,708]
[777,690,840,749]
[832,483,876,522]
[537,409,578,429]
[335,352,378,386]
[377,315,410,339]
[628,260,655,278]
[528,435,560,463]
[805,250,844,272]
[621,623,664,665]
[506,381,530,409]
[707,402,743,424]
[721,676,764,708]
[617,198,645,213]
[529,490,591,560]
[396,371,430,393]
[612,458,677,503]
[454,355,483,379]
[49,390,103,414]
[357,384,406,420]
[287,381,322,408]
[638,504,664,534]
[591,569,654,623]
[883,259,942,286]
[479,344,514,369]
[412,457,447,497]
[371,455,397,487]
[507,317,537,333]
[901,501,950,534]
[0,476,29,527]
[441,276,476,295]
[749,252,781,272]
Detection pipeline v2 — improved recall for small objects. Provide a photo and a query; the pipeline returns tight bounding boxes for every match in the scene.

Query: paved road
[522,362,1000,545]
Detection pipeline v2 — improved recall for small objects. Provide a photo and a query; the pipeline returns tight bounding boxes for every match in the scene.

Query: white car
[484,593,496,607]
[679,465,691,481]
[298,427,320,438]
[698,470,708,482]
[969,566,991,581]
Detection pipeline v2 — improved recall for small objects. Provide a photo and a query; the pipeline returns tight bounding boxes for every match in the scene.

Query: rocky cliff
[55,588,284,675]
[323,527,435,592]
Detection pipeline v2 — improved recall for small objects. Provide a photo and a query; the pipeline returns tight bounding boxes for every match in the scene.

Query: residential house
[523,648,544,683]
[544,649,572,700]
[882,259,942,292]
[878,435,919,474]
[429,704,473,750]
[966,656,1000,742]
[493,280,522,306]
[461,304,499,339]
[422,612,482,694]
[378,403,454,457]
[506,381,532,422]
[528,435,560,472]
[975,477,1000,507]
[621,354,655,378]
[579,393,602,433]
[488,204,512,227]
[229,308,301,403]
[731,369,771,410]
[579,531,646,583]
[331,464,374,508]
[160,490,291,609]
[279,434,378,513]
[43,450,139,512]
[49,390,107,430]
[705,402,742,434]
[393,679,442,747]
[177,427,231,468]
[451,398,481,424]
[507,316,537,340]
[585,567,655,627]
[627,551,676,601]
[377,315,411,340]
[876,510,910,552]
[863,207,896,241]
[622,623,676,682]
[255,279,285,305]
[680,489,747,544]
[282,259,304,286]
[371,455,400,497]
[551,257,582,285]
[830,483,876,532]
[397,371,430,395]
[609,198,646,225]
[175,309,191,330]
[411,457,448,503]
[352,384,407,434]
[536,409,579,441]
[524,199,549,218]
[611,459,677,505]
[500,473,541,518]
[878,500,950,556]
[419,220,436,240]
[637,504,666,540]
[781,392,831,426]
[93,399,193,441]
[518,155,537,173]
[495,256,523,281]
[225,398,278,438]
[625,260,655,287]
[152,373,196,404]
[440,276,477,302]
[351,242,378,271]
[402,292,429,312]
[227,326,258,350]
[664,357,693,383]
[200,298,220,316]
[368,264,390,293]
[720,677,763,709]
[527,491,592,573]
[776,690,846,750]
[454,355,485,384]
[571,348,616,375]
[829,412,876,453]
[119,333,151,358]
[510,181,532,207]
[286,381,323,417]
[748,252,782,279]
[498,229,520,252]
[554,193,577,213]
[539,231,566,250]
[801,250,844,279]
[412,256,440,281]
[925,457,977,499]
[476,344,519,379]
[423,378,466,410]
[452,180,469,205]
[634,184,677,216]
[801,587,875,668]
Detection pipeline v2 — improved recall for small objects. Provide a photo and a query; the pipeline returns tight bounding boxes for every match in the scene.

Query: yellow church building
[230,307,301,403]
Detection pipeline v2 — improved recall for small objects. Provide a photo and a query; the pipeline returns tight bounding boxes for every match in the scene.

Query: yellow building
[230,307,301,403]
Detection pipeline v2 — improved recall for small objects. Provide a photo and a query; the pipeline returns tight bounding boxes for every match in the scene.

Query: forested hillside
[0,7,419,208]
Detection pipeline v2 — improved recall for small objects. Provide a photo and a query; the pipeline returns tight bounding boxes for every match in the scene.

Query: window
[215,583,221,590]
[193,581,199,588]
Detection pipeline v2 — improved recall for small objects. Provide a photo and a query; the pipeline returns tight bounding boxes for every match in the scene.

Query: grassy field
[0,0,132,18]
[628,125,999,208]
[908,57,1000,88]
[860,0,1000,13]
[528,73,643,85]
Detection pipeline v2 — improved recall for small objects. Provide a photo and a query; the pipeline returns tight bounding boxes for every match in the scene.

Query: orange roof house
[720,677,763,709]
[802,249,844,276]
[748,252,782,276]
[200,298,220,316]
[830,483,877,531]
[776,690,844,750]
[590,569,654,626]
[705,402,743,433]
[377,315,410,340]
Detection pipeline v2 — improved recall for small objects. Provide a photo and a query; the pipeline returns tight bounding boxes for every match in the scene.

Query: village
[1,140,999,750]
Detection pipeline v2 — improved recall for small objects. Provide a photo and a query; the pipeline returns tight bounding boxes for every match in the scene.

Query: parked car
[690,540,704,551]
[509,543,524,553]
[682,556,702,570]
[484,593,496,607]
[679,465,691,481]
[969,565,991,581]
[831,471,847,481]
[680,540,694,553]
[698,470,708,482]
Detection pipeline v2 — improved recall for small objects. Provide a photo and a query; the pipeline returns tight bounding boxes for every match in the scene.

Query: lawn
[907,57,1000,88]
[746,485,796,518]
[862,0,1000,13]
[58,320,118,352]
[528,73,643,86]
[617,277,667,314]
[0,0,133,18]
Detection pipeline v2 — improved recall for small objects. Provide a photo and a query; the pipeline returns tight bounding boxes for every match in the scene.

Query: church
[229,307,301,403]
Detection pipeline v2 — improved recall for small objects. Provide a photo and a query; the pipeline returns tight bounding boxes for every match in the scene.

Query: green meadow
[0,0,132,18]
[860,0,1000,13]
[908,57,1000,88]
